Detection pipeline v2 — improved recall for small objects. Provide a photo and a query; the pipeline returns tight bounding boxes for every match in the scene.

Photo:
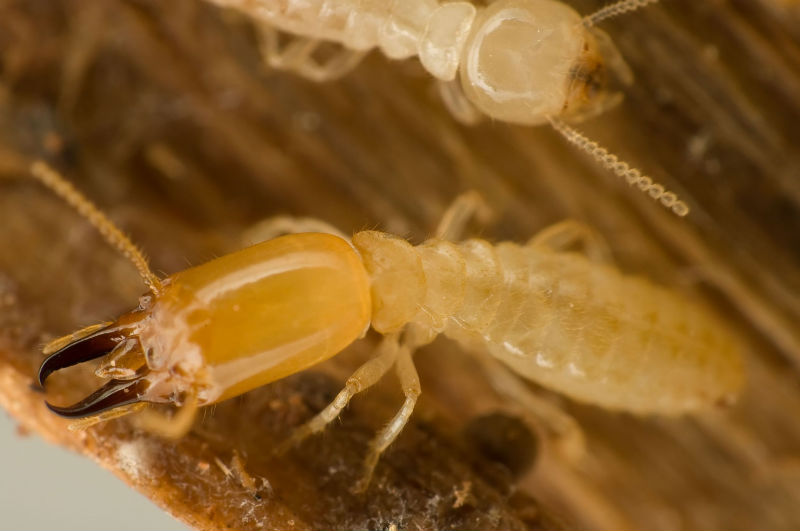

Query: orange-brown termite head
[38,232,372,422]
[32,161,371,429]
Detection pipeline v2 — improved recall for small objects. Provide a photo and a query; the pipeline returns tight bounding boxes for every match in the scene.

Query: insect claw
[38,324,136,386]
[45,378,149,419]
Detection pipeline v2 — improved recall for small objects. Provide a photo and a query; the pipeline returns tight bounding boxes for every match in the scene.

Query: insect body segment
[39,232,371,416]
[353,231,743,414]
[34,164,742,489]
[211,0,627,121]
[213,0,478,80]
[209,0,689,216]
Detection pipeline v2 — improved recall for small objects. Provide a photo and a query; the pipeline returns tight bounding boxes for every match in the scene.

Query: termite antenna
[29,161,163,294]
[583,0,660,27]
[548,118,689,217]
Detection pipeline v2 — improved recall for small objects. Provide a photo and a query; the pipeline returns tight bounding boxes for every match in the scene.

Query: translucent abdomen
[354,231,744,415]
[208,0,431,56]
[206,0,477,78]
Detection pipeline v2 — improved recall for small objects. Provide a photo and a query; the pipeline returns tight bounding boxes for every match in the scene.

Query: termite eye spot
[463,412,538,479]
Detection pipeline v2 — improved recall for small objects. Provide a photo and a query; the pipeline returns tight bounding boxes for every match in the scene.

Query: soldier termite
[33,162,742,491]
[205,0,690,216]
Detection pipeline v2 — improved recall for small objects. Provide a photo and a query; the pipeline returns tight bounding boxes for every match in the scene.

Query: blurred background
[0,412,187,531]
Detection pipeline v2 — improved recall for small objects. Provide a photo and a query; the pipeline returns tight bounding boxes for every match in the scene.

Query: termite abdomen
[354,232,744,415]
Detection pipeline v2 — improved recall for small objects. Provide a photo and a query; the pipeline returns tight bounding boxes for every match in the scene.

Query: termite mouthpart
[44,378,149,418]
[38,323,136,387]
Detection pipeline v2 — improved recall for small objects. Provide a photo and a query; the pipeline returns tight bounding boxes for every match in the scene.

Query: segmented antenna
[548,118,689,217]
[583,0,659,27]
[30,162,163,294]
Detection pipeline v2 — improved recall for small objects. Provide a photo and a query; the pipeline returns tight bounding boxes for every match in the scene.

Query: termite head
[37,229,373,426]
[31,164,372,431]
[37,293,206,420]
[459,0,633,125]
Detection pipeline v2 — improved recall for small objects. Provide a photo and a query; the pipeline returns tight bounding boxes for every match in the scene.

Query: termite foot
[272,437,295,457]
[351,453,381,494]
[350,474,372,495]
[273,425,313,456]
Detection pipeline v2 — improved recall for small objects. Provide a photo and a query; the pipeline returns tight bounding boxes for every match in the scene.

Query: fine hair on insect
[33,162,742,492]
[205,0,689,216]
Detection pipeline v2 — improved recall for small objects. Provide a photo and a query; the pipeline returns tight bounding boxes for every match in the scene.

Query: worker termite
[33,162,743,492]
[205,0,690,216]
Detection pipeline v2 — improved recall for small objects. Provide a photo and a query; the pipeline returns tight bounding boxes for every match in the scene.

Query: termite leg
[292,46,367,83]
[242,215,348,246]
[353,344,421,493]
[259,26,318,70]
[274,333,401,455]
[437,79,483,125]
[434,191,491,241]
[132,392,199,439]
[67,402,148,431]
[300,47,367,82]
[528,220,612,264]
[257,26,366,82]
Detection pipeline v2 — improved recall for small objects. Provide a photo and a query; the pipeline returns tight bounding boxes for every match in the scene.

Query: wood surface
[1,0,799,529]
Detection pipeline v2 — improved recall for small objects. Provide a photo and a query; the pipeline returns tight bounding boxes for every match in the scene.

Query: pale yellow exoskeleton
[205,0,690,216]
[33,162,742,491]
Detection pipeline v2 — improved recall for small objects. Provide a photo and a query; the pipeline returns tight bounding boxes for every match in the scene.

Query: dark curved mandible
[37,324,136,386]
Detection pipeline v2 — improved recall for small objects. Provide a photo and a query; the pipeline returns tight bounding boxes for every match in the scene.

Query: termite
[33,162,743,491]
[206,0,690,216]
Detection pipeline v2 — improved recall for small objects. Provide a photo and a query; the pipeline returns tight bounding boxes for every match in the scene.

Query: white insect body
[207,0,690,216]
[33,164,742,490]
[355,230,743,415]
[210,0,624,116]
